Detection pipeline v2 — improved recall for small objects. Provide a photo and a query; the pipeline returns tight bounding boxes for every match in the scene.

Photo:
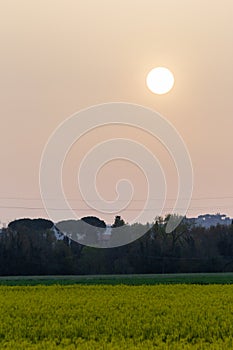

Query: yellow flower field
[0,284,233,349]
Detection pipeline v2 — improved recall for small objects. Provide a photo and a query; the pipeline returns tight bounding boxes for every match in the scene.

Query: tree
[112,216,125,228]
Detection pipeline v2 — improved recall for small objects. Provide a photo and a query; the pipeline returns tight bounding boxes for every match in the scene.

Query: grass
[0,272,233,286]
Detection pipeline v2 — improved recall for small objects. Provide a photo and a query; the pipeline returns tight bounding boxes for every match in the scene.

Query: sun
[146,67,174,95]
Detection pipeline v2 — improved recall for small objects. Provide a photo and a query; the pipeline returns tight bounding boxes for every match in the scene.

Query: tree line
[0,215,233,275]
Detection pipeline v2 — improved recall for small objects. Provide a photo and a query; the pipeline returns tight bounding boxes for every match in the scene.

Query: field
[1,272,233,286]
[1,282,233,349]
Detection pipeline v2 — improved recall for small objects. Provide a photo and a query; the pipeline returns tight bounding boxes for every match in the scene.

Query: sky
[0,0,233,225]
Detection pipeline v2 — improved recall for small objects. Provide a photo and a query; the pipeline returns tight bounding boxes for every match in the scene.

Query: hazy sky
[0,0,233,225]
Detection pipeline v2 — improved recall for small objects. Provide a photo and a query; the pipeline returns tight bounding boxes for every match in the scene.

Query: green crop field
[1,284,233,349]
[1,272,233,286]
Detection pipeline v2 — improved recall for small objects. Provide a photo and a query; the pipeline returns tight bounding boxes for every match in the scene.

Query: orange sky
[0,0,233,225]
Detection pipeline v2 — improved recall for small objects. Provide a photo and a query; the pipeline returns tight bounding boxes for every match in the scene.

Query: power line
[1,205,233,211]
[1,196,233,201]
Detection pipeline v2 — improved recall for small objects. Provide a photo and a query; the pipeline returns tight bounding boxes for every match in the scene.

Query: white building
[190,214,232,229]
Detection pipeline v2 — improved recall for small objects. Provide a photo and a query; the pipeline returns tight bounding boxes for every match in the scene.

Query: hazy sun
[146,67,174,95]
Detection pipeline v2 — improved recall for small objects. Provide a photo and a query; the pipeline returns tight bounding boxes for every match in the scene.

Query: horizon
[1,211,232,228]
